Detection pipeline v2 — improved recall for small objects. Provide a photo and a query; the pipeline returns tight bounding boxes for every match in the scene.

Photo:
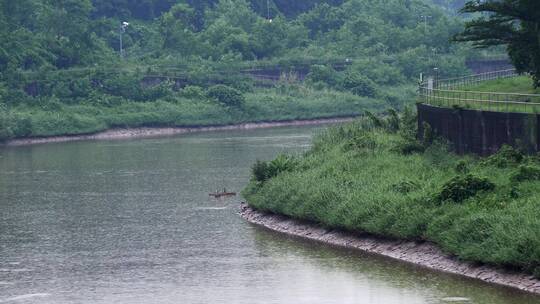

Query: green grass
[1,85,413,139]
[243,118,540,278]
[463,76,540,94]
[424,76,540,114]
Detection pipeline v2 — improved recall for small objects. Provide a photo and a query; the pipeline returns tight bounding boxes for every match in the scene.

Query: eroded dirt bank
[240,204,540,295]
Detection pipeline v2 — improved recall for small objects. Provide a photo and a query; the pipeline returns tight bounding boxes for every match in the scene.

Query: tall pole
[119,22,129,59]
[267,0,270,20]
[420,15,432,34]
[119,29,123,58]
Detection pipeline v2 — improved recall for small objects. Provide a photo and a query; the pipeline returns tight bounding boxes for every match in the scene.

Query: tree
[159,3,200,54]
[454,0,540,87]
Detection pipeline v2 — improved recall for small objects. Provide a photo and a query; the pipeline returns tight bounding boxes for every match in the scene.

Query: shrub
[454,160,469,174]
[251,160,270,183]
[306,65,340,87]
[385,108,400,133]
[206,85,245,108]
[422,121,434,146]
[511,165,540,182]
[180,85,206,99]
[340,71,377,97]
[482,145,524,168]
[393,139,425,155]
[251,154,297,183]
[438,174,495,203]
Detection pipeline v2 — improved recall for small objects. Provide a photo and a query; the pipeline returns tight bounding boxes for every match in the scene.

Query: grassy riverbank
[243,113,540,277]
[0,85,404,140]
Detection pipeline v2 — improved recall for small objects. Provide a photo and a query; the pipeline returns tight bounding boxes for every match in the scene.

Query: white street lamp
[119,21,129,59]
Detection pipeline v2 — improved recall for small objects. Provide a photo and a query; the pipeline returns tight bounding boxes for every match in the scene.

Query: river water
[0,125,539,304]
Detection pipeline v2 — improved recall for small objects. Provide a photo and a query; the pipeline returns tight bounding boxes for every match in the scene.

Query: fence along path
[419,69,540,114]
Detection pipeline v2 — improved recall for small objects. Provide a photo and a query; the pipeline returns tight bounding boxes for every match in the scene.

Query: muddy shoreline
[240,204,540,295]
[2,117,355,147]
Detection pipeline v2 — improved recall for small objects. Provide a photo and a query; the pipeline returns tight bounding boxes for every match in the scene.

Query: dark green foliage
[385,108,400,133]
[511,165,540,182]
[251,160,271,182]
[438,174,495,203]
[206,85,245,108]
[482,145,524,168]
[340,72,377,97]
[455,0,540,87]
[454,160,469,174]
[422,121,434,146]
[306,65,340,87]
[251,154,297,182]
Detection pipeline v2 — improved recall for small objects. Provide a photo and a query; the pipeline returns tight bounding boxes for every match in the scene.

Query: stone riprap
[240,203,540,295]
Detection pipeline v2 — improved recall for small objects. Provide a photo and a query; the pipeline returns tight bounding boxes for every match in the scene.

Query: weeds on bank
[243,109,540,278]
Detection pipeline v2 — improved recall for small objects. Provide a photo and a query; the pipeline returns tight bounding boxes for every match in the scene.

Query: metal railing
[419,69,540,114]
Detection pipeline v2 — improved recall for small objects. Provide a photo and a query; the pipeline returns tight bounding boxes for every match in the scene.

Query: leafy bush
[422,121,434,146]
[385,108,400,133]
[438,174,495,203]
[251,160,271,183]
[482,145,524,168]
[251,154,298,182]
[511,165,540,182]
[206,85,245,108]
[454,160,469,174]
[306,65,340,86]
[180,85,206,99]
[340,72,378,97]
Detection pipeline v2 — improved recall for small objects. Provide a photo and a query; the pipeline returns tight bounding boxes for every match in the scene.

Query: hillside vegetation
[0,0,474,140]
[243,113,540,278]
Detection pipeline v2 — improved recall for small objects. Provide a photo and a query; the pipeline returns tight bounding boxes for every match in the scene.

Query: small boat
[209,189,237,198]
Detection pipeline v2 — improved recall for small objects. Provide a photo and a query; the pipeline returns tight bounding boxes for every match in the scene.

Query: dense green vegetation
[455,0,540,87]
[0,0,474,141]
[243,114,540,277]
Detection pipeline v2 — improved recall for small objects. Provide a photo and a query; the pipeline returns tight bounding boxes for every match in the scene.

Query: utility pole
[119,21,129,59]
[420,15,432,34]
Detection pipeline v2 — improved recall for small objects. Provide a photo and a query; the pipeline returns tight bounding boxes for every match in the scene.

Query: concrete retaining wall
[417,103,539,155]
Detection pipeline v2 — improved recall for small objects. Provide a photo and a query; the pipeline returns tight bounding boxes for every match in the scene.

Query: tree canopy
[455,0,540,87]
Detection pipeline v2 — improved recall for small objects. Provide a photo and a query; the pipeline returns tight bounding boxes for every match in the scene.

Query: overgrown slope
[243,113,540,278]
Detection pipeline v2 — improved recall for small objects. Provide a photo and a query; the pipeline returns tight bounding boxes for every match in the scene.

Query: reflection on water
[0,125,538,304]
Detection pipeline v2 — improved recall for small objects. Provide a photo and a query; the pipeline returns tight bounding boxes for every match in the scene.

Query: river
[0,125,538,304]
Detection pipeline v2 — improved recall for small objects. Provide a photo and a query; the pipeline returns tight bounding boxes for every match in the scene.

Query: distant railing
[419,69,540,114]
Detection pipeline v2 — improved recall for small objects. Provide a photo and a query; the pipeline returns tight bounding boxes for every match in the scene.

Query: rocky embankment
[240,203,540,295]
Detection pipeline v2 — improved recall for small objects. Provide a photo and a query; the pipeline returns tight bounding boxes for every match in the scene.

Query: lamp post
[119,21,129,59]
